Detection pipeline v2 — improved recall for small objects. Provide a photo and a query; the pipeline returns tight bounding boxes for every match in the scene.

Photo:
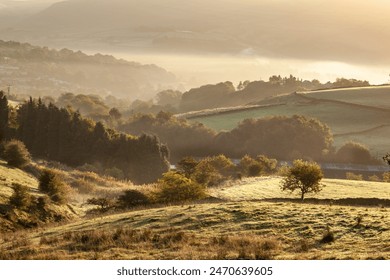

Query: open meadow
[187,86,390,156]
[1,171,389,260]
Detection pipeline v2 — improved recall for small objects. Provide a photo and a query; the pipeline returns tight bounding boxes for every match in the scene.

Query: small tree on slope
[280,159,324,201]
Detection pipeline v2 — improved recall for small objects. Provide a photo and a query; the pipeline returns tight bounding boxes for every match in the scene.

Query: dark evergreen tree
[15,99,170,184]
[0,91,9,141]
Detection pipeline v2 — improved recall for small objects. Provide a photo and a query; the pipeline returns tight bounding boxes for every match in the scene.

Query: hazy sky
[3,0,390,86]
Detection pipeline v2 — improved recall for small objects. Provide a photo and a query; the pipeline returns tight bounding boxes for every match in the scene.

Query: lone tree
[280,159,324,201]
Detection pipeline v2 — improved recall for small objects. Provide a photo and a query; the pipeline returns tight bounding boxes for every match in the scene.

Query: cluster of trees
[116,75,371,116]
[176,154,277,187]
[119,111,216,161]
[55,93,110,118]
[118,111,379,165]
[215,115,333,161]
[174,75,371,112]
[0,93,170,184]
[180,82,236,112]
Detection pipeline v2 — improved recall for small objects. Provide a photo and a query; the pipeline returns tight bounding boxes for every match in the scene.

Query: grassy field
[303,86,390,109]
[212,177,390,201]
[0,176,389,260]
[0,161,39,205]
[187,86,390,155]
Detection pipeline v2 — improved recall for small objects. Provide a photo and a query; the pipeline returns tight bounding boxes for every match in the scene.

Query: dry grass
[211,177,390,201]
[0,160,39,204]
[1,165,389,260]
[0,200,388,260]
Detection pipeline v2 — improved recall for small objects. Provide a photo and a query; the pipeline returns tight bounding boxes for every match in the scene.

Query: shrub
[248,163,262,177]
[280,159,324,201]
[382,172,390,182]
[368,175,380,182]
[239,154,278,177]
[3,139,31,168]
[39,169,69,204]
[104,167,125,180]
[86,197,114,212]
[156,171,207,203]
[177,156,199,178]
[256,155,278,174]
[239,155,258,176]
[192,155,234,186]
[192,161,224,186]
[9,183,32,210]
[320,226,335,244]
[35,195,50,212]
[346,172,363,181]
[117,189,150,208]
[336,141,378,164]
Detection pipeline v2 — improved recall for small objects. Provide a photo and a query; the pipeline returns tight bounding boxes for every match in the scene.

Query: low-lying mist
[111,51,390,91]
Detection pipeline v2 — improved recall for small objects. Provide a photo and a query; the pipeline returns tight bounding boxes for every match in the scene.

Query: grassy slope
[211,177,390,201]
[1,177,389,260]
[303,86,390,109]
[0,161,39,205]
[188,86,390,155]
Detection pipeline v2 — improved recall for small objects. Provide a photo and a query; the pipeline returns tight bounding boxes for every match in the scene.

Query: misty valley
[0,0,389,261]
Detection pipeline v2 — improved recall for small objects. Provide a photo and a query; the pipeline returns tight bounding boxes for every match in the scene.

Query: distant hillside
[0,40,175,99]
[187,86,390,157]
[302,86,390,109]
[1,0,389,64]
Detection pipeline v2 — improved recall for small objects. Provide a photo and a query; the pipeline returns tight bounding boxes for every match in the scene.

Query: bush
[104,167,125,180]
[86,197,114,212]
[239,155,258,176]
[9,183,32,210]
[335,141,378,164]
[320,226,335,244]
[248,163,262,177]
[39,169,69,204]
[192,160,223,187]
[280,159,324,201]
[192,155,234,186]
[368,175,380,182]
[3,139,31,168]
[177,156,199,178]
[156,171,207,203]
[117,189,150,208]
[346,172,363,181]
[383,172,390,183]
[256,155,278,174]
[239,155,278,177]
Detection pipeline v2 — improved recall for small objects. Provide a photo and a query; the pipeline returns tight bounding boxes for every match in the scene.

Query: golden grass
[1,167,389,260]
[211,177,390,201]
[0,199,388,260]
[0,160,39,204]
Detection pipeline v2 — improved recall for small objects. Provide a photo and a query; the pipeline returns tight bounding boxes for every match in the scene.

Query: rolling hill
[1,0,389,65]
[186,86,390,157]
[0,40,175,99]
[1,176,389,260]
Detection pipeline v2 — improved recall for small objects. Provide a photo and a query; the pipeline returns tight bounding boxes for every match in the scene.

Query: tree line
[119,111,380,166]
[0,91,169,184]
